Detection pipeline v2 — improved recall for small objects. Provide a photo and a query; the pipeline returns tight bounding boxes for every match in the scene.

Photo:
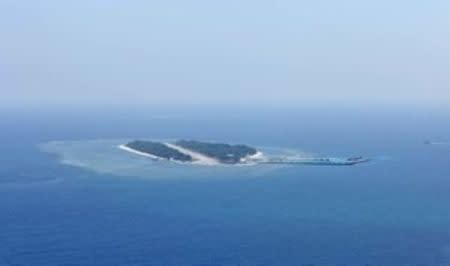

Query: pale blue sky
[1,0,449,108]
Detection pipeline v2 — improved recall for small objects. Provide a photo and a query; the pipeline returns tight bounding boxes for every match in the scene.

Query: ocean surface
[1,107,450,265]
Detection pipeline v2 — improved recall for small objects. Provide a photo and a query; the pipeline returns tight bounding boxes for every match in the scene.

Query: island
[121,140,260,165]
[119,139,370,166]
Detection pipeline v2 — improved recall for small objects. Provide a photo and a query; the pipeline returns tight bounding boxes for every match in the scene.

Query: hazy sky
[1,0,449,108]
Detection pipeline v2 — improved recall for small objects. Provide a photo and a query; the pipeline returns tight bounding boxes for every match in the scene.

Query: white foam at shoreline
[240,151,267,164]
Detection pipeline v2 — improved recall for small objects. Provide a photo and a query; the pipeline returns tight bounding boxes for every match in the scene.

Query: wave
[0,178,64,189]
[428,142,450,145]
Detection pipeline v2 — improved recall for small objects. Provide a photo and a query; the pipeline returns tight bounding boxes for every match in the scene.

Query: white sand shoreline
[165,143,220,166]
[118,145,161,160]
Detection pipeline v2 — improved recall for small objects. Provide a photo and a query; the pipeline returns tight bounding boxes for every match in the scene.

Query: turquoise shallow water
[1,108,450,265]
[39,139,313,179]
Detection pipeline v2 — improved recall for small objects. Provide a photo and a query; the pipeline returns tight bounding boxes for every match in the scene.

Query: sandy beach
[164,143,220,165]
[118,145,161,160]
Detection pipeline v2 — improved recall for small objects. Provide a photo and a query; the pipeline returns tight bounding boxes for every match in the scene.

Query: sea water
[1,107,450,265]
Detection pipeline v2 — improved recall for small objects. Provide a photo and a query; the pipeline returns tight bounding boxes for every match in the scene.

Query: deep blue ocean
[1,107,450,265]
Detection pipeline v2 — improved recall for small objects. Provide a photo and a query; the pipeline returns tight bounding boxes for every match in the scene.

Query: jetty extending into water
[262,156,370,166]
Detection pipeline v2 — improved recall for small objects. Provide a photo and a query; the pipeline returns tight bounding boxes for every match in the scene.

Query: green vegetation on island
[175,140,257,164]
[125,140,192,162]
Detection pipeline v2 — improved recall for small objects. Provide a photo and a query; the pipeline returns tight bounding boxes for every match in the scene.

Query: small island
[120,140,260,165]
[119,140,370,166]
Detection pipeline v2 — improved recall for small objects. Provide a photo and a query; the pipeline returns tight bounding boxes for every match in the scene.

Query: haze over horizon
[1,0,449,109]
